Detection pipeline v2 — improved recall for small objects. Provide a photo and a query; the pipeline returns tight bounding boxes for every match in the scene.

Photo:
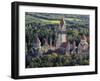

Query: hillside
[25,12,89,29]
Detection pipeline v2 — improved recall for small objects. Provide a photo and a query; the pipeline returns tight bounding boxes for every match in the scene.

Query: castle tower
[56,17,67,48]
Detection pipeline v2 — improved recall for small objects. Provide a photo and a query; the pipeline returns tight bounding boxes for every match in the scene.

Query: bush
[27,53,89,68]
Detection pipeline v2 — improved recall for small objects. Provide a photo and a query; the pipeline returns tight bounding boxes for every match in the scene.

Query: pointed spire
[59,17,66,31]
[60,18,64,28]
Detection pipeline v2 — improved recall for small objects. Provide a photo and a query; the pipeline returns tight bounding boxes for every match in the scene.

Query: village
[26,18,89,55]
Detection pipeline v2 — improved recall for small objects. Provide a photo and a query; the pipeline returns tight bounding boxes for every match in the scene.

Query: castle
[56,17,67,48]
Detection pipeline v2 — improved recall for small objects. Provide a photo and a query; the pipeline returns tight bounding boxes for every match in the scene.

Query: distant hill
[25,12,89,28]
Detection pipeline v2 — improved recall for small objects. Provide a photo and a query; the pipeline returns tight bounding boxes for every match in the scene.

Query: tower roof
[60,17,65,28]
